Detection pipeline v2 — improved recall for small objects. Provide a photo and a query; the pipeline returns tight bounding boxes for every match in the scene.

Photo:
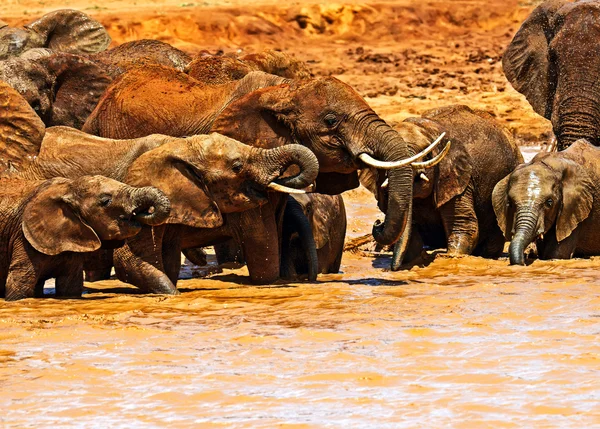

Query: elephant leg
[114,226,180,295]
[475,229,506,259]
[239,205,281,284]
[404,227,425,263]
[215,239,244,265]
[84,250,113,282]
[440,185,479,255]
[182,248,208,266]
[539,228,579,260]
[5,246,39,301]
[162,227,183,286]
[55,264,84,298]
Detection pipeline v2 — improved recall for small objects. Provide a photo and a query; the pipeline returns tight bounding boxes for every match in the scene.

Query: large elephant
[21,126,319,293]
[493,139,600,265]
[361,105,523,269]
[0,175,170,301]
[82,66,446,279]
[0,9,110,60]
[503,0,600,150]
[0,52,110,128]
[281,194,346,279]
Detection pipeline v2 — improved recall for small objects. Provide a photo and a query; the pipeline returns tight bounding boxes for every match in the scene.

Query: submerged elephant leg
[440,185,479,255]
[55,263,84,298]
[5,246,38,301]
[114,226,179,295]
[539,228,579,260]
[84,250,113,282]
[161,226,183,286]
[182,247,208,266]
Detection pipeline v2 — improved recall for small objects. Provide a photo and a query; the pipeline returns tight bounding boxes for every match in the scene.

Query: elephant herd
[1,0,599,301]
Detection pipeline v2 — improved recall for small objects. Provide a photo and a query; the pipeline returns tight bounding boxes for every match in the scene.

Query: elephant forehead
[510,165,556,198]
[74,176,124,193]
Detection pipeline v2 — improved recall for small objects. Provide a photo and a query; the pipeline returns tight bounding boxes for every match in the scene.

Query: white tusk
[268,182,307,194]
[419,173,430,182]
[358,132,446,170]
[411,141,451,169]
[381,178,389,188]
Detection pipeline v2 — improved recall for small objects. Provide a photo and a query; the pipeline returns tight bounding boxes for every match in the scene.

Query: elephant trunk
[258,144,319,191]
[130,186,171,226]
[508,209,538,265]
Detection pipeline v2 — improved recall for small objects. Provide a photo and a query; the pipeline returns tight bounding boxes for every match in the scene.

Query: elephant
[281,194,346,280]
[0,52,111,128]
[0,9,110,60]
[185,49,311,84]
[82,65,447,278]
[492,139,600,265]
[0,175,170,301]
[20,126,319,293]
[360,105,524,269]
[503,0,600,150]
[0,80,45,176]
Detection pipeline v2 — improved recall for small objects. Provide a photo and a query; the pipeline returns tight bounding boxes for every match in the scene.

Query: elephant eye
[232,161,244,174]
[545,198,554,208]
[99,195,112,207]
[324,114,338,128]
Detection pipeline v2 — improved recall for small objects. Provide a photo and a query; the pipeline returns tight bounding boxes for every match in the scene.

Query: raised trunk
[508,210,538,265]
[257,144,319,189]
[131,186,171,226]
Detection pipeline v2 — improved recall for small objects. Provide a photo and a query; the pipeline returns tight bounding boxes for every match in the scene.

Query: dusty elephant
[360,105,523,269]
[0,52,110,128]
[0,175,170,301]
[281,194,347,280]
[21,127,319,293]
[82,66,447,278]
[493,139,600,265]
[0,9,110,60]
[504,0,600,150]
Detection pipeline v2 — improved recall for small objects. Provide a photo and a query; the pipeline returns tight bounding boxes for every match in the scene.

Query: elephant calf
[493,139,600,265]
[0,176,170,300]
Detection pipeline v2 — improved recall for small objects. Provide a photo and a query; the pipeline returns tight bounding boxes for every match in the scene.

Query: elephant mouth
[118,214,142,229]
[244,181,269,204]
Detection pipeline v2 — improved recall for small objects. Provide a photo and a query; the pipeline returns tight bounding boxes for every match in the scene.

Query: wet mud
[1,0,600,427]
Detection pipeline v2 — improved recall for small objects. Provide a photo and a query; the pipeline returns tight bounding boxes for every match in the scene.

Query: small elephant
[0,9,110,60]
[360,105,524,269]
[504,0,600,150]
[493,139,600,265]
[0,176,170,301]
[281,194,347,280]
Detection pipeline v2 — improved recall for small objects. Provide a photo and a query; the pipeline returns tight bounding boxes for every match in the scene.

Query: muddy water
[2,148,600,428]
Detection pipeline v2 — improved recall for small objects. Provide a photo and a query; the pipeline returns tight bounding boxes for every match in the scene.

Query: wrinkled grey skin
[0,175,170,301]
[0,52,111,128]
[0,9,110,60]
[503,0,600,150]
[281,193,346,280]
[493,139,600,265]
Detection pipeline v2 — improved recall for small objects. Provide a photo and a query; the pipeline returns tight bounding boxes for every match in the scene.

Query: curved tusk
[358,132,446,170]
[381,178,389,188]
[419,172,430,182]
[268,182,307,194]
[411,141,451,169]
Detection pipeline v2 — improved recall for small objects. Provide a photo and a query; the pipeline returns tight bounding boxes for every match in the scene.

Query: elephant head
[22,176,170,255]
[0,80,45,176]
[503,0,600,149]
[492,140,594,265]
[212,73,449,247]
[124,133,319,229]
[0,9,111,60]
[0,52,110,128]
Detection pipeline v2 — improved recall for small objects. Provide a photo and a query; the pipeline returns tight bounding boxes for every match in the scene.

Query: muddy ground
[1,1,599,428]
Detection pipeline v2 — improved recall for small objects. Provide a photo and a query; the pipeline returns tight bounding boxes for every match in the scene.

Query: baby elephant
[493,139,600,265]
[0,176,170,300]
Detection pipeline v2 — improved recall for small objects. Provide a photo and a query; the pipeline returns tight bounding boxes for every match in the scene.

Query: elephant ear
[502,0,568,118]
[492,174,513,240]
[315,171,359,195]
[42,53,111,128]
[22,178,101,255]
[0,80,45,176]
[25,9,111,55]
[556,159,593,242]
[432,135,472,208]
[125,144,223,229]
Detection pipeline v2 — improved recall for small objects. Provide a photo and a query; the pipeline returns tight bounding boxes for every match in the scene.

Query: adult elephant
[360,105,523,269]
[0,51,110,128]
[0,9,110,60]
[83,66,446,279]
[21,127,319,293]
[493,139,600,265]
[0,175,169,301]
[503,0,600,150]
